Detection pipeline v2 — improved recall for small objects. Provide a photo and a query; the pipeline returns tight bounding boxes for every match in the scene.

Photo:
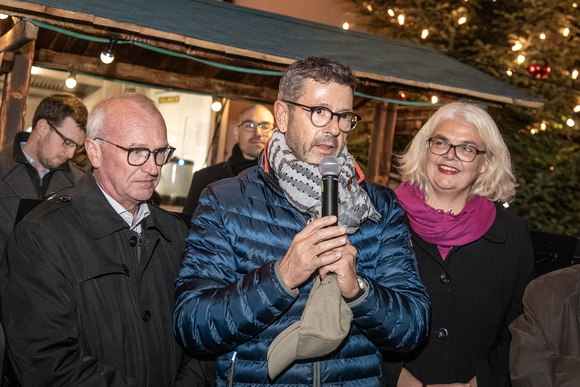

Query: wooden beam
[0,20,38,54]
[0,40,35,151]
[34,49,279,103]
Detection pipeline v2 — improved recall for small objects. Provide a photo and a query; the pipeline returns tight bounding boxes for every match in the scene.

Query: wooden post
[0,21,38,151]
[366,100,398,187]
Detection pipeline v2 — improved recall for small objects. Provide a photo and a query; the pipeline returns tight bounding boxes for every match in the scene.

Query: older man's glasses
[428,137,486,162]
[47,121,84,151]
[95,138,175,166]
[237,120,275,133]
[283,100,361,132]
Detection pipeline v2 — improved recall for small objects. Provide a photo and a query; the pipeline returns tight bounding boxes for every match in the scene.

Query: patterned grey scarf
[267,129,381,234]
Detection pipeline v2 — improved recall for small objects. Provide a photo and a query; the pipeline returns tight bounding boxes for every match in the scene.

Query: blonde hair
[397,101,517,203]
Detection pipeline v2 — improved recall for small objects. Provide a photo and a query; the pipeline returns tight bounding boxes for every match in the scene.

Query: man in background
[0,93,87,253]
[182,104,274,213]
[1,93,212,386]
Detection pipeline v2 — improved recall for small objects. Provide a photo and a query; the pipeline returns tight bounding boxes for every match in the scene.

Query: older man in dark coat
[0,93,212,386]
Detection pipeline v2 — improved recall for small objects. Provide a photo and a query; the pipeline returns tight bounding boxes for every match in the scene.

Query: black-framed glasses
[237,120,275,133]
[95,138,175,166]
[282,100,361,132]
[428,137,486,162]
[47,121,84,151]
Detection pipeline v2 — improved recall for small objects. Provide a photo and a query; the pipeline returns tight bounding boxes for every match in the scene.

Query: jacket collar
[72,172,173,242]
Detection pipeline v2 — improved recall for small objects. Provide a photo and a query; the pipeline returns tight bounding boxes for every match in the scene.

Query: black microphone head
[319,156,341,177]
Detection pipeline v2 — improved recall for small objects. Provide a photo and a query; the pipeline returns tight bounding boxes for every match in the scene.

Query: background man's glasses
[283,100,361,132]
[428,137,486,162]
[237,120,275,133]
[47,121,84,151]
[95,138,175,166]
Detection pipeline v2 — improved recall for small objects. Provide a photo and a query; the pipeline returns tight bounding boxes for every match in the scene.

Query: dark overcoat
[384,206,535,387]
[0,173,211,386]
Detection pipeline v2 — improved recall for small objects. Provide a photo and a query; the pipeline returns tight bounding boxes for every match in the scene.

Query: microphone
[319,156,341,226]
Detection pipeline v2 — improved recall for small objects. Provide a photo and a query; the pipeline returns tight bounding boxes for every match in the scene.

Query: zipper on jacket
[313,361,320,387]
[227,351,237,387]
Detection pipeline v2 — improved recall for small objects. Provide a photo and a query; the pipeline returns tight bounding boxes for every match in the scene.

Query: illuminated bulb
[65,74,77,89]
[567,118,575,127]
[540,121,547,130]
[342,22,350,30]
[517,55,525,64]
[573,2,578,8]
[530,128,537,134]
[431,96,438,104]
[572,69,579,80]
[563,28,570,37]
[511,42,522,51]
[539,33,546,40]
[573,105,580,113]
[549,166,555,171]
[366,4,372,11]
[388,9,395,17]
[211,100,222,112]
[457,17,467,25]
[0,13,8,20]
[100,39,117,64]
[30,66,40,74]
[421,29,429,39]
[177,159,185,166]
[506,68,513,76]
[503,203,510,209]
[398,15,405,25]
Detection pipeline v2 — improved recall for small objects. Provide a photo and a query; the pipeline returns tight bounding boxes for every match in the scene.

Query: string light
[366,4,372,11]
[431,95,438,104]
[572,69,579,80]
[421,29,429,39]
[506,68,513,76]
[517,55,526,64]
[100,38,117,64]
[567,118,575,127]
[574,105,580,113]
[511,42,522,51]
[211,97,222,112]
[539,33,546,40]
[342,22,350,30]
[540,121,547,130]
[0,14,8,20]
[388,9,395,17]
[457,17,467,25]
[562,28,570,37]
[398,15,405,25]
[530,128,538,134]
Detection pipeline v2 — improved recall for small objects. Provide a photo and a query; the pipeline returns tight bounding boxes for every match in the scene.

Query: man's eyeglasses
[95,138,176,166]
[47,121,84,151]
[283,100,361,132]
[428,137,486,163]
[237,120,275,133]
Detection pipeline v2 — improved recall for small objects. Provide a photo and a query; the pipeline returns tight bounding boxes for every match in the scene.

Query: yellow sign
[158,96,180,104]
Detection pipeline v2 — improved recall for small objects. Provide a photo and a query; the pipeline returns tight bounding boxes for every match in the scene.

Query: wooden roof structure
[0,0,543,185]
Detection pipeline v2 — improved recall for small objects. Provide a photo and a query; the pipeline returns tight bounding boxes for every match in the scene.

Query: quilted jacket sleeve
[174,188,298,355]
[349,185,430,353]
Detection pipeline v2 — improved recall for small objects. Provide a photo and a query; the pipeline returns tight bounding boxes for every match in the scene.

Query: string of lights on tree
[343,0,580,133]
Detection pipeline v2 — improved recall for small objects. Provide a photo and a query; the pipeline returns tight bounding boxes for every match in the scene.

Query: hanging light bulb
[572,69,579,80]
[539,33,546,40]
[431,95,438,104]
[421,29,429,39]
[398,14,405,25]
[0,13,9,19]
[567,118,575,127]
[457,17,467,25]
[342,22,350,30]
[573,105,580,113]
[387,9,395,17]
[211,97,223,112]
[100,38,117,64]
[517,55,525,64]
[65,70,77,89]
[506,68,513,76]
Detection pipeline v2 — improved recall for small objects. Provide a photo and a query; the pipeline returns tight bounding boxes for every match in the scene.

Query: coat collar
[72,172,173,242]
[12,131,72,173]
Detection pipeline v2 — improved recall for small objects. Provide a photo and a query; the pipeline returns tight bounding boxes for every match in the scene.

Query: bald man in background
[182,104,274,213]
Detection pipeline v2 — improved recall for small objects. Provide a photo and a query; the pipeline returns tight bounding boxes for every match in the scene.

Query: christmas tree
[345,0,580,235]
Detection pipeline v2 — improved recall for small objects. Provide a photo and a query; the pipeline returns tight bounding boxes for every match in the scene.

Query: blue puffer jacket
[174,158,430,386]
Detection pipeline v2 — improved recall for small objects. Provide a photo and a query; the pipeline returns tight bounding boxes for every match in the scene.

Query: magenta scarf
[395,181,496,259]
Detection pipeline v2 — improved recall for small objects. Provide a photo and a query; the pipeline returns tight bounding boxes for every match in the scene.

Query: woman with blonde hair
[385,101,535,387]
